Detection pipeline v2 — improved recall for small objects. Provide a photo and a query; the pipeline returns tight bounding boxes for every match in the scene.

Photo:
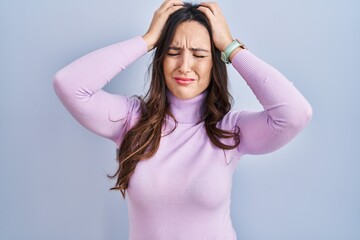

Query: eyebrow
[168,46,210,52]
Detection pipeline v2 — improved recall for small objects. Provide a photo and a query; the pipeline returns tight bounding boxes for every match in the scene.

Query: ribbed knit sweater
[53,36,312,240]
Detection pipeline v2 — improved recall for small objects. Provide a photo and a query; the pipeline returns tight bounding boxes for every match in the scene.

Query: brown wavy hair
[108,2,240,198]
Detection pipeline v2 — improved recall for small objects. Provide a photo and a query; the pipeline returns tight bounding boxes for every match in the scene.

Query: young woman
[53,1,312,239]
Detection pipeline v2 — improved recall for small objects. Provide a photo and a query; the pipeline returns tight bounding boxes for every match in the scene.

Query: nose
[178,52,193,74]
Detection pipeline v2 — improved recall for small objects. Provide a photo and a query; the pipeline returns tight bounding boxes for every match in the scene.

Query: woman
[53,1,312,239]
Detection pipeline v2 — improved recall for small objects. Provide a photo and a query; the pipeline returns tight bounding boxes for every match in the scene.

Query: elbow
[304,103,313,124]
[52,69,73,99]
[288,101,313,131]
[52,70,64,94]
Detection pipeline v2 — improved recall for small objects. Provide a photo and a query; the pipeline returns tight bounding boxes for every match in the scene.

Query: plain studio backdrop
[0,0,359,239]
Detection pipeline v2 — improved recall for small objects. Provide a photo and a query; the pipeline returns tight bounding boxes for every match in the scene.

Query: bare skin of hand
[142,0,184,51]
[197,2,244,61]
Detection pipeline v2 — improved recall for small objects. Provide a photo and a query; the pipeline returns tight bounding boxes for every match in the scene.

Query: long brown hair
[108,2,240,198]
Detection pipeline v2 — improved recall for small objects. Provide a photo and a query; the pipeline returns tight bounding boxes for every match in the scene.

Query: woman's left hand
[197,2,234,52]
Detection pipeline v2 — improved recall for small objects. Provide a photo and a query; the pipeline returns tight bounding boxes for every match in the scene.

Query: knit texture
[53,36,312,240]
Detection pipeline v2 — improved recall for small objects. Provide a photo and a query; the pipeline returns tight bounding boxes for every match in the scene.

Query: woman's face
[163,20,213,99]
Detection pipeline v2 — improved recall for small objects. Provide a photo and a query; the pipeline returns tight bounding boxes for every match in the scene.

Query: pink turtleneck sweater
[53,36,312,240]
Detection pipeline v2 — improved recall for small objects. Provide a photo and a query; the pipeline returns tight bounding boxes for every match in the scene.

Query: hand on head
[142,0,184,51]
[197,2,233,52]
[142,1,234,52]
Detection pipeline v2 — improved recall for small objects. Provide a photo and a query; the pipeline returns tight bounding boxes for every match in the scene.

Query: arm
[53,0,184,146]
[232,49,313,155]
[198,2,312,155]
[53,36,147,145]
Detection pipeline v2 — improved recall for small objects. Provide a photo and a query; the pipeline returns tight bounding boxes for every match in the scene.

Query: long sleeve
[53,36,148,145]
[231,49,313,155]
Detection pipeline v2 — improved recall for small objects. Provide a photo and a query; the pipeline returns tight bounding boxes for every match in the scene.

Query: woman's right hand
[142,0,184,51]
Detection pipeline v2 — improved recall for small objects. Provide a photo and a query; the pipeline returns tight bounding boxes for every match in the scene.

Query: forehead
[170,21,211,48]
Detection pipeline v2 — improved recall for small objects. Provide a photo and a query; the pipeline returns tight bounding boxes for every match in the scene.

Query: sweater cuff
[133,36,148,56]
[231,49,261,78]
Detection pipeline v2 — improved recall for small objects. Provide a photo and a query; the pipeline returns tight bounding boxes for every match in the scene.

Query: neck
[166,89,207,124]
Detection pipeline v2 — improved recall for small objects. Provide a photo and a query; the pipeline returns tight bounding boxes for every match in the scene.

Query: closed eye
[167,53,207,58]
[167,53,180,56]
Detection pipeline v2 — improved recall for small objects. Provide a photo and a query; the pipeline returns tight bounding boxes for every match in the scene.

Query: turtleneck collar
[166,89,207,124]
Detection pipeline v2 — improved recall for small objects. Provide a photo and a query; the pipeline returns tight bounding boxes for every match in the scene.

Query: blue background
[1,0,359,239]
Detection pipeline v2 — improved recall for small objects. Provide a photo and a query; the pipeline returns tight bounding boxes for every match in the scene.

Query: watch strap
[221,39,247,64]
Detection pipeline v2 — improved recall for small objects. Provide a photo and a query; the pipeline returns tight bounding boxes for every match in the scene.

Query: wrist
[141,34,155,52]
[219,38,233,52]
[221,39,247,64]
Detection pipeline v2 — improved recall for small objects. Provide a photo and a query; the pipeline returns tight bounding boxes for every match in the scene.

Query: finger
[154,1,183,22]
[160,0,184,12]
[167,1,184,10]
[198,2,220,15]
[197,5,215,20]
[165,5,183,17]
